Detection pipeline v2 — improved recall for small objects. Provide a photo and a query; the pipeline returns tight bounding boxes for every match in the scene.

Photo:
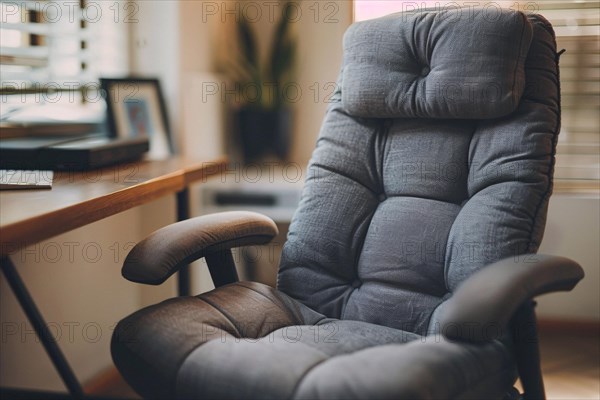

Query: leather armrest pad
[440,254,584,342]
[122,211,278,285]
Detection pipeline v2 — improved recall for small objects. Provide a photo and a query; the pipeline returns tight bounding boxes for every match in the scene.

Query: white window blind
[542,1,600,182]
[0,0,129,107]
[353,1,600,185]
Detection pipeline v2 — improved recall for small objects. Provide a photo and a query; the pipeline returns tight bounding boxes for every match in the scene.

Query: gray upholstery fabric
[176,318,422,399]
[114,281,515,399]
[112,9,561,400]
[278,12,559,337]
[341,8,532,119]
[112,282,326,399]
[293,338,515,400]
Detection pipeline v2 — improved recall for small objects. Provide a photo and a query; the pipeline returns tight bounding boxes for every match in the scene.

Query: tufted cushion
[112,282,516,399]
[278,11,559,336]
[341,8,533,119]
[112,282,325,399]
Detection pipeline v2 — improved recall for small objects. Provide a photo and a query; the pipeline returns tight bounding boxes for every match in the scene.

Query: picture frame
[100,77,173,159]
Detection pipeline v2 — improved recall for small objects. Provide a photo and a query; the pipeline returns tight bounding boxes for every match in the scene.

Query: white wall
[291,1,353,165]
[127,0,182,305]
[129,0,181,148]
[537,193,600,321]
[177,0,353,166]
[0,209,143,391]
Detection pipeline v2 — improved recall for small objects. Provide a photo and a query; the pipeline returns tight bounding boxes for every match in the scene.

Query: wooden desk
[1,157,227,255]
[0,156,226,399]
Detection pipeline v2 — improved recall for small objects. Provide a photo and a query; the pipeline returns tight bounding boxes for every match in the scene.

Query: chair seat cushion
[112,282,516,399]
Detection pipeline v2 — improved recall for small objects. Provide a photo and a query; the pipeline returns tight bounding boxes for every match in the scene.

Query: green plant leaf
[269,3,289,78]
[237,17,258,71]
[224,1,296,109]
[280,40,295,79]
[268,1,295,86]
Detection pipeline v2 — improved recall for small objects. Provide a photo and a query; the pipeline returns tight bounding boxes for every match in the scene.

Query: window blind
[0,0,129,106]
[1,0,88,89]
[540,1,600,182]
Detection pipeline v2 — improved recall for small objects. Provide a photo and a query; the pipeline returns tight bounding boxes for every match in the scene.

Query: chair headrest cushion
[341,8,533,119]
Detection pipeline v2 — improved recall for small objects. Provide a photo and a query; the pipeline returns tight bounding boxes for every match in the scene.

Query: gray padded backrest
[278,9,560,336]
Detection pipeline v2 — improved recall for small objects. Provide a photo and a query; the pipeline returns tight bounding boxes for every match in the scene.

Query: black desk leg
[176,187,191,297]
[1,256,85,399]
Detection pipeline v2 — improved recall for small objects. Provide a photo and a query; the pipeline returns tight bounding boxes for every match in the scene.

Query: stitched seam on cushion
[294,259,355,284]
[172,289,311,397]
[383,192,464,206]
[361,277,446,299]
[195,296,243,337]
[289,353,334,399]
[237,282,305,326]
[343,119,390,322]
[345,209,376,316]
[377,119,389,194]
[340,287,355,321]
[443,123,479,292]
[287,346,514,400]
[172,337,225,397]
[510,12,529,110]
[290,330,423,399]
[310,162,378,197]
[289,334,376,399]
[289,334,421,399]
[409,11,419,67]
[525,17,560,254]
[164,297,237,397]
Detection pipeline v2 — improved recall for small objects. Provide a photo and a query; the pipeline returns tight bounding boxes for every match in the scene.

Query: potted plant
[226,1,296,163]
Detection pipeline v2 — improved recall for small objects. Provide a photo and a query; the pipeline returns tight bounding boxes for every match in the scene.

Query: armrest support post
[512,301,545,400]
[438,254,584,400]
[122,211,278,287]
[206,250,239,288]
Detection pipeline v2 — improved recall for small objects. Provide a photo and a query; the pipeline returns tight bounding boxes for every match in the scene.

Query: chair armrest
[440,254,584,342]
[122,211,278,285]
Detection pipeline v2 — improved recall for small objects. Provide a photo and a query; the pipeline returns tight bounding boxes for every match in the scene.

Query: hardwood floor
[84,366,139,399]
[89,325,600,399]
[537,327,600,399]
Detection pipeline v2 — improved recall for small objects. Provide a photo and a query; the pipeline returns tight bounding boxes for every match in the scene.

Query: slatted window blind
[542,1,600,182]
[354,1,600,184]
[0,0,129,108]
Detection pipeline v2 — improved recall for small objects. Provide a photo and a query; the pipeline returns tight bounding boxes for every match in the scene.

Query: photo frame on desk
[100,77,173,159]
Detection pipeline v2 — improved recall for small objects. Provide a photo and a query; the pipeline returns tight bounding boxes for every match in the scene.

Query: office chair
[112,8,584,399]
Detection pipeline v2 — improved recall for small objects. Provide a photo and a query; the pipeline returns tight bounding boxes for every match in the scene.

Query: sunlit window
[0,0,129,112]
